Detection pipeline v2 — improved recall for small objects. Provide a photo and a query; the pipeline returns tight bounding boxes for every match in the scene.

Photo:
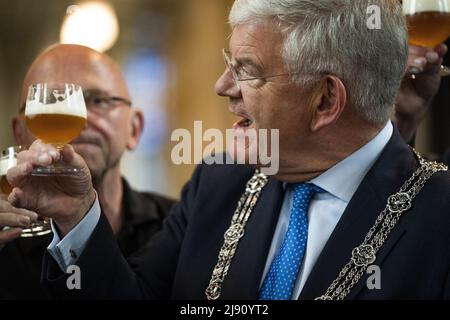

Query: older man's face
[215,20,315,165]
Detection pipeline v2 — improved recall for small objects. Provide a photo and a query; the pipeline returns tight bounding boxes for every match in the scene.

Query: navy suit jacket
[43,128,450,299]
[444,149,450,167]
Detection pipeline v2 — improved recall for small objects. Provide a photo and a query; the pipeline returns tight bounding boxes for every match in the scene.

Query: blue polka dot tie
[259,183,323,300]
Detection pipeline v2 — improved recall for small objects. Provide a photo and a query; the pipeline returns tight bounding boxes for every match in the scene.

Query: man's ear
[310,75,347,132]
[126,109,144,150]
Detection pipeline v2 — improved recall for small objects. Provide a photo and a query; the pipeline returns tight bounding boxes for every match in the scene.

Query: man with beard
[0,44,174,299]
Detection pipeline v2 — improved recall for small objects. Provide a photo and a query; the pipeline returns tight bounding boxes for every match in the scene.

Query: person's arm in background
[394,44,447,143]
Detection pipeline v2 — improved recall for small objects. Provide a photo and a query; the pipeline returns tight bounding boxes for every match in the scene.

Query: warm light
[60,2,119,52]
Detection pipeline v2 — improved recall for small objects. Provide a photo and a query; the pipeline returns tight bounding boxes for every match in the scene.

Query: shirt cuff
[47,193,101,273]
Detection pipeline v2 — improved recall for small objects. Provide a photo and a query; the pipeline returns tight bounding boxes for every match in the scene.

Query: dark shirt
[0,179,175,299]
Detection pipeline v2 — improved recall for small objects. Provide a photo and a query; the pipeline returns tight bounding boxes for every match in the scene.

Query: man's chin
[227,145,259,165]
[73,144,103,161]
[88,165,108,187]
[72,148,107,181]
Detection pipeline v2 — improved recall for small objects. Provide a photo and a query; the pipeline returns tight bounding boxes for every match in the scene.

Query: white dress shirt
[260,121,393,299]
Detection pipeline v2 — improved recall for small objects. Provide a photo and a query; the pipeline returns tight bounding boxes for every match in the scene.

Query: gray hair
[229,0,408,124]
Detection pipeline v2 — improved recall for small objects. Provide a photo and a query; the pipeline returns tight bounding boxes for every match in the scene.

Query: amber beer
[0,150,16,195]
[0,175,12,195]
[404,0,450,47]
[25,84,87,146]
[406,11,450,47]
[26,113,86,145]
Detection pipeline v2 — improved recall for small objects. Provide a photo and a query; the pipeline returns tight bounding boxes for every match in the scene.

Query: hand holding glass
[403,0,450,77]
[1,146,52,237]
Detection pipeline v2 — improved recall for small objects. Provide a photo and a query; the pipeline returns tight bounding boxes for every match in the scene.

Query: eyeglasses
[19,89,132,114]
[83,89,132,113]
[222,48,298,90]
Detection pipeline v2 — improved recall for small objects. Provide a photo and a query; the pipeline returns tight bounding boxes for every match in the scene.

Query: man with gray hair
[4,0,450,299]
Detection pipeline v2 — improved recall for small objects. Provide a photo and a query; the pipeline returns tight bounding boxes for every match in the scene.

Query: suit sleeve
[42,165,204,299]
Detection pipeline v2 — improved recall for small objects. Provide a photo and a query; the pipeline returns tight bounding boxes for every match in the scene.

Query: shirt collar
[310,121,393,202]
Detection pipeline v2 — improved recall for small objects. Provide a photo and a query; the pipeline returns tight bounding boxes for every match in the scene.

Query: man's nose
[214,69,241,98]
[85,108,102,130]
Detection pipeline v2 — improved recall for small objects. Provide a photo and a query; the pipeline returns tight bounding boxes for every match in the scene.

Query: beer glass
[403,0,450,77]
[25,83,87,175]
[0,147,17,196]
[1,146,52,237]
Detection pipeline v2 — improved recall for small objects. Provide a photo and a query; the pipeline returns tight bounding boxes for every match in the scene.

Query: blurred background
[0,0,236,198]
[0,0,448,199]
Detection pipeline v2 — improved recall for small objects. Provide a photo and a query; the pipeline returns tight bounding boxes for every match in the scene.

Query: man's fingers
[6,162,33,188]
[435,43,448,57]
[423,55,443,75]
[0,200,38,221]
[7,188,32,212]
[61,144,86,170]
[60,144,75,165]
[19,143,83,170]
[410,57,426,73]
[0,212,32,228]
[425,51,439,64]
[7,147,60,188]
[17,147,60,167]
[407,44,447,75]
[16,140,60,169]
[0,227,22,244]
[28,139,58,155]
[8,188,42,217]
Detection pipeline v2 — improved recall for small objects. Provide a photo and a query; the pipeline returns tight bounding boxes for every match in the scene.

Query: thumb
[60,144,87,170]
[60,144,91,179]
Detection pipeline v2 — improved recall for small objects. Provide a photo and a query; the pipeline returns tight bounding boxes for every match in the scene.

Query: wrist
[54,189,96,237]
[395,101,429,123]
[393,99,431,138]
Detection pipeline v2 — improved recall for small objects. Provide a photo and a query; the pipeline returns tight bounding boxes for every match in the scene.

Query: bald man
[0,44,175,299]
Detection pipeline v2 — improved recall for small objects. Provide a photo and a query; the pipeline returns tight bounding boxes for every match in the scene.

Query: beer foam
[25,86,87,118]
[403,0,450,14]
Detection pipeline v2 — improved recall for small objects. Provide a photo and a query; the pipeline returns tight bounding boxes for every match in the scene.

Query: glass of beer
[25,83,87,175]
[1,146,52,237]
[403,0,450,77]
[0,147,18,196]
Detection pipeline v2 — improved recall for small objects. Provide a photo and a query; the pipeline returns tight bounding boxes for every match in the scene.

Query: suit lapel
[299,128,417,300]
[221,177,284,299]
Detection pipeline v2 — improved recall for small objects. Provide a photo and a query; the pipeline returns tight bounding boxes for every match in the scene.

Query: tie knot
[292,182,323,193]
[291,183,324,206]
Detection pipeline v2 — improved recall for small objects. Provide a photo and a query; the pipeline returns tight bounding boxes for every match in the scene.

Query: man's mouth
[71,139,103,152]
[233,115,254,130]
[71,133,103,147]
[72,140,99,146]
